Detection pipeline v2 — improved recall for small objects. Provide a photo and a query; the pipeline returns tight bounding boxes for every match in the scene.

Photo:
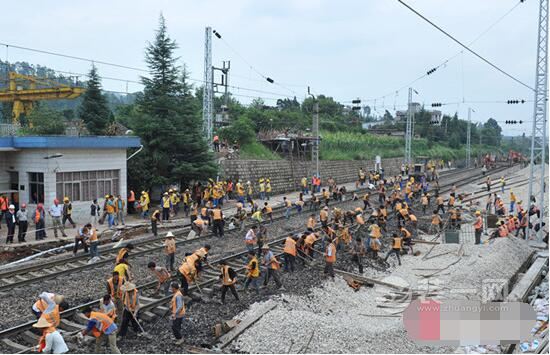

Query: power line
[397,0,535,92]
[359,0,527,103]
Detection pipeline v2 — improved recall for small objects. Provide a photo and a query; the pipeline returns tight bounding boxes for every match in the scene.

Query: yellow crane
[0,72,85,123]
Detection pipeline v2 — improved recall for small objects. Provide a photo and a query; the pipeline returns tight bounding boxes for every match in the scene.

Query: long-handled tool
[129,308,152,339]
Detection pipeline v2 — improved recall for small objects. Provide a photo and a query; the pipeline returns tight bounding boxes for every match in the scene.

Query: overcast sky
[1,0,542,135]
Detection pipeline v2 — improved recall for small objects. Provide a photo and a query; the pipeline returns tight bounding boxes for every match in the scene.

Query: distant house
[431,110,442,125]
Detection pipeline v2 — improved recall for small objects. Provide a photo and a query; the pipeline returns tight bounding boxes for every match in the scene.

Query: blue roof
[0,136,141,149]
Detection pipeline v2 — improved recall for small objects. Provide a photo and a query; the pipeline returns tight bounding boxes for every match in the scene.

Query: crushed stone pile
[231,277,451,354]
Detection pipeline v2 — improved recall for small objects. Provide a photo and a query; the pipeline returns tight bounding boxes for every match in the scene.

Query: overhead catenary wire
[358,0,527,104]
[397,0,534,92]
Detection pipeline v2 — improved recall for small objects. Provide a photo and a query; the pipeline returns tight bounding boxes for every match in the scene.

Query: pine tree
[78,65,112,135]
[128,14,216,190]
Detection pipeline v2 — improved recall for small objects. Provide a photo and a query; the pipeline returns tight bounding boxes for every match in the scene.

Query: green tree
[78,65,112,134]
[128,14,216,190]
[19,105,65,135]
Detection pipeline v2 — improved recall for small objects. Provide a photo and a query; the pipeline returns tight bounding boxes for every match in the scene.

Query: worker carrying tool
[282,234,298,273]
[261,246,283,289]
[148,261,172,296]
[32,292,68,328]
[32,317,68,354]
[106,271,125,322]
[474,210,483,245]
[244,251,261,295]
[219,260,239,304]
[118,282,143,339]
[81,306,121,354]
[384,233,402,266]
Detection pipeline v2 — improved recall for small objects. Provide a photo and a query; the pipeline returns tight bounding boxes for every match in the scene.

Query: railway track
[0,166,490,291]
[0,164,517,352]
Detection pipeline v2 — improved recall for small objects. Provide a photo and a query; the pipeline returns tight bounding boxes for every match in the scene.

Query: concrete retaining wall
[219,158,403,194]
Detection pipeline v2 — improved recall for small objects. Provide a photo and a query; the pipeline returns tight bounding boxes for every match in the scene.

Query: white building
[431,110,443,125]
[0,136,140,225]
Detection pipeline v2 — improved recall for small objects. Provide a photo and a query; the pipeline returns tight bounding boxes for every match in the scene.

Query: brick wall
[219,158,403,194]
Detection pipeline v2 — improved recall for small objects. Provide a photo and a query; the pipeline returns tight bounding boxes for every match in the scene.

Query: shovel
[129,309,152,339]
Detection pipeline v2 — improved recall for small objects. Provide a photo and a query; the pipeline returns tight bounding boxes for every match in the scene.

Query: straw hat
[166,232,175,238]
[261,245,270,250]
[121,282,137,292]
[53,294,65,304]
[475,211,481,215]
[33,317,52,328]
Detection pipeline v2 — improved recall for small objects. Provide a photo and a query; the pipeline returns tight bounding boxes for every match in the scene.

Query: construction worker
[262,202,273,224]
[49,199,67,238]
[307,214,316,232]
[384,233,402,266]
[400,226,413,254]
[106,271,125,322]
[219,260,239,304]
[149,209,161,237]
[127,190,136,215]
[81,306,121,354]
[236,181,245,204]
[32,317,68,354]
[500,176,506,193]
[115,195,125,226]
[5,204,16,244]
[301,176,309,194]
[283,197,292,220]
[449,208,458,229]
[148,261,171,296]
[16,203,28,243]
[498,221,509,238]
[435,195,445,214]
[211,205,224,238]
[87,223,100,258]
[304,232,318,258]
[246,181,253,203]
[295,196,305,214]
[140,191,150,219]
[170,189,180,215]
[320,206,329,228]
[161,192,171,221]
[430,210,442,234]
[115,243,134,265]
[510,191,517,213]
[177,255,196,295]
[516,209,528,239]
[350,237,365,273]
[506,214,516,234]
[182,189,191,216]
[369,225,381,259]
[193,216,208,236]
[118,282,143,338]
[363,192,370,210]
[324,237,336,278]
[474,210,483,245]
[164,232,176,271]
[244,251,261,295]
[283,234,297,272]
[322,188,330,207]
[106,195,116,228]
[61,197,76,228]
[244,225,258,252]
[99,294,117,321]
[114,260,132,281]
[32,292,68,328]
[73,225,90,255]
[262,246,283,289]
[258,178,266,200]
[170,282,185,345]
[421,194,429,214]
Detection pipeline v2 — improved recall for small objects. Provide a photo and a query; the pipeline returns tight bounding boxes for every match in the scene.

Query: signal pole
[405,87,413,164]
[202,27,213,146]
[528,0,548,239]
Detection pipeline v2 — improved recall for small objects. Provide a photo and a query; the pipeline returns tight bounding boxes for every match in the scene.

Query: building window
[56,170,119,202]
[29,172,44,204]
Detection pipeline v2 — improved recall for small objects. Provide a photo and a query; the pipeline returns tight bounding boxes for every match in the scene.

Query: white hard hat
[8,204,15,209]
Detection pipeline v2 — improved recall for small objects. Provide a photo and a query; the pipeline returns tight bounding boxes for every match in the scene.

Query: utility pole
[202,26,213,146]
[309,87,320,179]
[528,0,548,239]
[467,107,472,168]
[404,87,413,164]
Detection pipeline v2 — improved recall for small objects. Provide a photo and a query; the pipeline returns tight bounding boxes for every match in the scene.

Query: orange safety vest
[268,255,280,270]
[436,197,444,205]
[370,225,381,238]
[474,216,483,230]
[498,225,508,237]
[40,305,61,328]
[89,311,115,338]
[307,218,316,229]
[128,191,135,202]
[212,209,222,220]
[171,290,186,317]
[165,239,176,255]
[392,237,402,250]
[320,210,328,221]
[305,233,317,246]
[89,228,98,243]
[123,290,138,312]
[178,261,195,282]
[325,243,336,263]
[448,196,455,206]
[400,228,411,238]
[409,214,417,222]
[283,237,297,256]
[431,214,441,225]
[507,219,516,232]
[107,277,124,299]
[247,257,260,278]
[221,265,236,286]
